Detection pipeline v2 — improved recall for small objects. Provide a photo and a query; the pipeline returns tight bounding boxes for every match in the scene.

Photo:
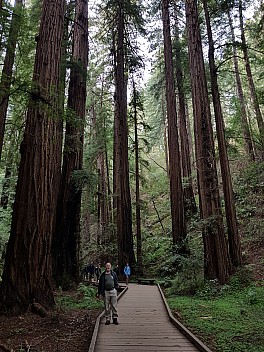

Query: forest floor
[0,289,102,352]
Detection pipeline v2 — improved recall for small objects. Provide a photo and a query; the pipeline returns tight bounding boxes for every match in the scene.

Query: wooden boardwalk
[89,283,212,352]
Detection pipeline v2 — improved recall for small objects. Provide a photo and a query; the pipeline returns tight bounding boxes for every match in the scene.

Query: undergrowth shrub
[142,234,172,276]
[165,254,204,296]
[229,265,254,289]
[77,283,96,298]
[195,279,227,299]
[244,286,258,305]
[233,161,264,241]
[166,264,256,299]
[55,283,102,310]
[194,265,255,299]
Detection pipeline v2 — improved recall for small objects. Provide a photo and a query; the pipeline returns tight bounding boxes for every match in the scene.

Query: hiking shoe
[113,318,119,325]
[105,320,110,325]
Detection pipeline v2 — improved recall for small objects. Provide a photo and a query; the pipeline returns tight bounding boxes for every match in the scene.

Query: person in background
[97,262,119,325]
[113,264,119,278]
[124,263,131,285]
[88,262,95,282]
[83,263,89,281]
[94,263,101,282]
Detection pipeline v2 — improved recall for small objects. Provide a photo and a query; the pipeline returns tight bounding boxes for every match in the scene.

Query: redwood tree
[162,0,186,247]
[186,0,232,284]
[113,0,135,269]
[53,0,88,286]
[173,5,197,216]
[131,79,143,274]
[203,0,242,267]
[0,0,65,314]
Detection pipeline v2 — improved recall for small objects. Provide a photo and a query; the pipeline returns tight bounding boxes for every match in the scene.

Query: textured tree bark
[97,149,109,244]
[52,0,88,287]
[203,0,242,267]
[97,78,111,245]
[0,0,65,315]
[0,0,23,161]
[162,0,186,248]
[163,117,169,177]
[186,0,232,284]
[132,80,143,275]
[114,2,135,270]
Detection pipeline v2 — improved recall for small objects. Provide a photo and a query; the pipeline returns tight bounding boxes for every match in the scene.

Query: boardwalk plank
[92,284,205,352]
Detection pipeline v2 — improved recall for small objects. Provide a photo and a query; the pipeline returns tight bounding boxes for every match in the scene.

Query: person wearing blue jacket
[124,263,131,285]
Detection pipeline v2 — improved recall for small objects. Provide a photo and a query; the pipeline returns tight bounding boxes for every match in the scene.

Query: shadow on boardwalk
[89,283,212,352]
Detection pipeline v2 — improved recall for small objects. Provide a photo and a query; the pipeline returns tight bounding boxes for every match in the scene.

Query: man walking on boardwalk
[97,262,119,325]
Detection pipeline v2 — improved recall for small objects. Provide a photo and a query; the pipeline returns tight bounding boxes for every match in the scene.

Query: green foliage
[55,284,103,310]
[0,206,12,240]
[163,250,204,296]
[167,285,264,352]
[80,230,118,271]
[141,232,170,271]
[229,266,255,289]
[194,268,254,300]
[165,263,253,301]
[71,169,97,193]
[144,69,166,147]
[233,161,264,243]
[0,2,13,52]
[239,162,264,191]
[0,207,12,277]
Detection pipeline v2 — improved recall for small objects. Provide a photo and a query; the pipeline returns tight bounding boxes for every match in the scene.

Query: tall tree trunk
[0,0,23,161]
[112,30,118,236]
[0,0,65,315]
[227,7,255,161]
[132,80,143,275]
[98,78,111,244]
[89,105,103,246]
[52,0,88,287]
[203,0,242,267]
[162,92,170,177]
[174,6,197,216]
[238,0,264,158]
[114,2,135,270]
[185,103,195,175]
[159,54,169,176]
[186,0,232,284]
[96,157,102,245]
[162,0,186,248]
[104,135,113,243]
[97,149,109,243]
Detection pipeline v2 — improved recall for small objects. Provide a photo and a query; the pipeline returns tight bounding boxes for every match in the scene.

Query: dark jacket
[94,266,101,277]
[98,270,118,297]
